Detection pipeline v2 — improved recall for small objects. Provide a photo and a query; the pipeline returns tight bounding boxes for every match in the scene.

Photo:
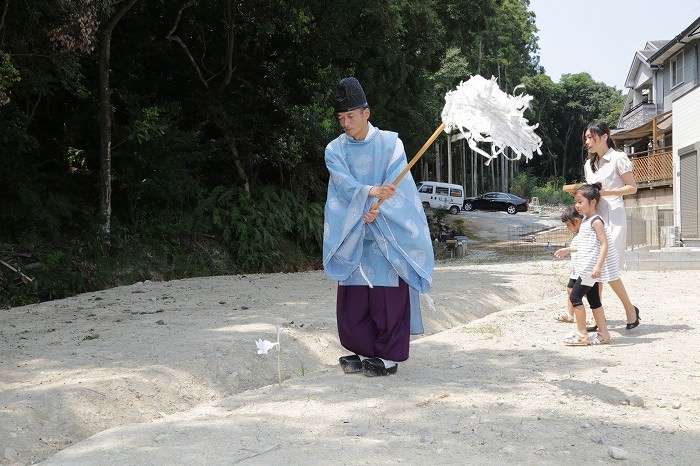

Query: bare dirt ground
[2,212,699,465]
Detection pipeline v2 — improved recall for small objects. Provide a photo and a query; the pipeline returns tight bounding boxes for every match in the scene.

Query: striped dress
[568,234,581,280]
[574,214,619,287]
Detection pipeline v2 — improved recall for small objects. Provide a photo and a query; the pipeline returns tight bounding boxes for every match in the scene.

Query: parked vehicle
[416,181,464,214]
[462,192,529,214]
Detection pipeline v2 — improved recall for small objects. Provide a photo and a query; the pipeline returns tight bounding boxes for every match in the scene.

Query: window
[450,188,463,197]
[435,187,449,195]
[418,184,433,194]
[641,88,650,103]
[670,51,684,88]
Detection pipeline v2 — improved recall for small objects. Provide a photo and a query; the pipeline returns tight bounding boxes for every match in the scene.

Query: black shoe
[362,357,398,377]
[339,355,362,373]
[587,325,598,332]
[626,306,641,330]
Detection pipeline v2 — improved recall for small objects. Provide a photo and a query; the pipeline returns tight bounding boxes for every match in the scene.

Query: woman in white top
[583,121,640,329]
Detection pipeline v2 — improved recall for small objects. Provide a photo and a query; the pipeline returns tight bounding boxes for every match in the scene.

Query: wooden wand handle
[369,121,446,212]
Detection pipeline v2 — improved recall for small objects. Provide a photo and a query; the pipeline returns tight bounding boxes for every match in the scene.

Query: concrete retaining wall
[625,246,700,270]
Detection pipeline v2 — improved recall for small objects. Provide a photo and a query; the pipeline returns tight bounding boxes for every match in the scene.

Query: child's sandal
[588,333,611,345]
[554,311,575,323]
[563,332,591,346]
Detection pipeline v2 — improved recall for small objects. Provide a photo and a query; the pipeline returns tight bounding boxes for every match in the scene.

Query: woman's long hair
[584,121,616,174]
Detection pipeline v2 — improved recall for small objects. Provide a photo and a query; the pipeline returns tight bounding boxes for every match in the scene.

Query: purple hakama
[336,278,411,362]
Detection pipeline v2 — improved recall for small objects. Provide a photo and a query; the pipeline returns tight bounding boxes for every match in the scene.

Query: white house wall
[672,85,700,231]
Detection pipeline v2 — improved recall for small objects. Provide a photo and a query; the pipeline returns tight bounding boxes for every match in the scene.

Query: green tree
[522,72,624,183]
[1,0,563,305]
[467,0,540,90]
[0,53,20,106]
[521,72,562,178]
[557,73,624,181]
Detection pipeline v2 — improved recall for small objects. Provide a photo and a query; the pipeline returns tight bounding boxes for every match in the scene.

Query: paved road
[454,209,563,242]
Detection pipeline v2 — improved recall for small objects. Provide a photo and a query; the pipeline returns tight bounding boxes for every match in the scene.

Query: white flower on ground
[255,338,279,354]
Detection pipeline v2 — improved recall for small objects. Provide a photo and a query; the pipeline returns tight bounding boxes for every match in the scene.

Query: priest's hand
[370,184,396,200]
[363,209,379,223]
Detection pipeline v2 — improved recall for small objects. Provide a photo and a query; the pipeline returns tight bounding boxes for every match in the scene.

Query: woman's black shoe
[362,357,398,377]
[626,306,641,329]
[339,355,362,373]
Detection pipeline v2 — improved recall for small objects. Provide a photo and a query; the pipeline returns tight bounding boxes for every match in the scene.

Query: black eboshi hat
[334,77,368,113]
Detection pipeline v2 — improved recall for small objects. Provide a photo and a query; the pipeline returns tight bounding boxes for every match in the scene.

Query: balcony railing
[624,100,655,116]
[630,146,673,186]
[619,102,658,129]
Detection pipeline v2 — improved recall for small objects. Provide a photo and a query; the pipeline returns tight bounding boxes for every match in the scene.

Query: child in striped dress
[562,183,618,345]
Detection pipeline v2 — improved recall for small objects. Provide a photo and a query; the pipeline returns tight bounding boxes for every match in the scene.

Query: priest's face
[337,107,370,140]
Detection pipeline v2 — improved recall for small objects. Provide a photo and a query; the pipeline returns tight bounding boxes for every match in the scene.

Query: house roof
[647,40,670,49]
[624,41,668,88]
[649,16,700,64]
[638,49,658,60]
[611,111,672,143]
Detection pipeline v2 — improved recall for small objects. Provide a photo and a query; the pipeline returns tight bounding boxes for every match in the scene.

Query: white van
[416,181,464,214]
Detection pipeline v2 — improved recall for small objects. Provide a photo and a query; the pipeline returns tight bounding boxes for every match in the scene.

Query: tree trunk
[561,122,575,180]
[98,29,112,239]
[550,150,558,179]
[0,0,8,36]
[230,144,251,197]
[460,142,465,191]
[447,135,452,184]
[478,152,483,194]
[167,1,247,189]
[471,150,477,196]
[561,145,567,179]
[97,0,139,242]
[501,154,506,191]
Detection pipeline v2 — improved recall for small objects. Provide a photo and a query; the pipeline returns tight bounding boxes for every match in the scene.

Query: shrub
[0,187,325,307]
[532,178,574,205]
[509,173,574,205]
[193,185,324,273]
[509,171,538,198]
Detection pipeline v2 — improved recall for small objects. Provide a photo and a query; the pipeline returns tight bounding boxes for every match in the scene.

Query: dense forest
[0,0,623,306]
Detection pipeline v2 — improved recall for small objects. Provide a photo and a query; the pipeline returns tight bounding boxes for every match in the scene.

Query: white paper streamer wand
[370,75,542,212]
[441,75,542,165]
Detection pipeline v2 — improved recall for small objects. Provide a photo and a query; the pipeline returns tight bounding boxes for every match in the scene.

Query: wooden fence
[630,147,673,185]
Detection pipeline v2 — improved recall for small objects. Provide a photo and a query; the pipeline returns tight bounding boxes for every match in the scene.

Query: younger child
[553,206,583,324]
[557,183,618,345]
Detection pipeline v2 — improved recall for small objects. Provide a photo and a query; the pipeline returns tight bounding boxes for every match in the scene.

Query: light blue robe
[323,123,434,334]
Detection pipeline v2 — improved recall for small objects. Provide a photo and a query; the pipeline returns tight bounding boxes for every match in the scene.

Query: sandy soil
[2,237,699,464]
